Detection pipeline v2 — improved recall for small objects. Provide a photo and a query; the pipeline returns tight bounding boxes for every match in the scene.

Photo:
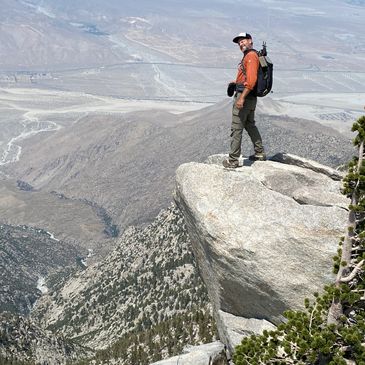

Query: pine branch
[340,260,364,283]
[309,302,317,336]
[355,217,365,224]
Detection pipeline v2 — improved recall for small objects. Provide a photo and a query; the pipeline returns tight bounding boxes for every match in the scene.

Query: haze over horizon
[0,1,363,72]
[0,1,363,117]
[1,0,364,69]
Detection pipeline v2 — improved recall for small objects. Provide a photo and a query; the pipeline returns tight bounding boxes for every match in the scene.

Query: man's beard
[240,43,252,52]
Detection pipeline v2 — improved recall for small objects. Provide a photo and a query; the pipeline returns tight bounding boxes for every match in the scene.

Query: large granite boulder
[174,154,348,353]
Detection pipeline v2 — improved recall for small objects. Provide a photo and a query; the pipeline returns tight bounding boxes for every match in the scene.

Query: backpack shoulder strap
[240,49,258,74]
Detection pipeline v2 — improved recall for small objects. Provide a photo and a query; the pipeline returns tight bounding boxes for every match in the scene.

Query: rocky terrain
[0,97,356,363]
[30,205,215,364]
[0,96,357,364]
[0,150,356,365]
[0,223,81,315]
[174,153,349,355]
[0,312,91,364]
[149,342,226,365]
[0,177,114,257]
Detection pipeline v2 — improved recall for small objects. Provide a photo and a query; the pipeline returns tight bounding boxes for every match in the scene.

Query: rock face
[174,154,348,352]
[270,153,344,181]
[215,310,276,352]
[150,342,226,365]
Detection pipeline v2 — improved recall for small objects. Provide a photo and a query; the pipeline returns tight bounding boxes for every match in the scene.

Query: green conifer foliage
[233,115,365,365]
[70,309,217,365]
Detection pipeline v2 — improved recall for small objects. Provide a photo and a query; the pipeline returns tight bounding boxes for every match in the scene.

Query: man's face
[238,38,252,52]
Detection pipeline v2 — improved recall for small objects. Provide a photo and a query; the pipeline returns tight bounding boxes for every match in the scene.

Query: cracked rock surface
[174,154,348,350]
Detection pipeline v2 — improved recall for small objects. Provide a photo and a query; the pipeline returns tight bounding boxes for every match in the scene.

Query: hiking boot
[248,153,266,161]
[222,159,239,168]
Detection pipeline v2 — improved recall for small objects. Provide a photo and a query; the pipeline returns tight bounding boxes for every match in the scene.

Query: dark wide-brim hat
[232,32,252,43]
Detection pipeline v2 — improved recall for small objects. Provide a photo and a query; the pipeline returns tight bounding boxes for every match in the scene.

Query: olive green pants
[229,94,264,163]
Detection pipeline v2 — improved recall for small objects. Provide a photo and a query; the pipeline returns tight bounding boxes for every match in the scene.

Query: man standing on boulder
[223,32,266,168]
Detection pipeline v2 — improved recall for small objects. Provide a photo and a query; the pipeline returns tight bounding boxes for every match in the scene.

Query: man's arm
[236,87,252,109]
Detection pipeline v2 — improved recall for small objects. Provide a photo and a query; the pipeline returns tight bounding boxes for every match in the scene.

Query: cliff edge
[173,153,348,354]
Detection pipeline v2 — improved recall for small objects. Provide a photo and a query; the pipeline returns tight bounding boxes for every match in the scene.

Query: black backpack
[227,43,273,97]
[246,42,273,97]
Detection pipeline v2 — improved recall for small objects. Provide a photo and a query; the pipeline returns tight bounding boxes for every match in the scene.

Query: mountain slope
[3,100,354,231]
[0,223,79,315]
[0,178,115,257]
[0,312,91,365]
[32,205,213,352]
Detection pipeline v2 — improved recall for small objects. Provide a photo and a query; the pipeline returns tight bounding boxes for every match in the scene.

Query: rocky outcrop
[215,310,276,352]
[150,342,226,365]
[270,153,344,181]
[174,154,348,354]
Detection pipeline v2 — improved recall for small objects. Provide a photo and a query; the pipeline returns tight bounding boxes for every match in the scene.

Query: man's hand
[236,87,251,109]
[236,96,245,109]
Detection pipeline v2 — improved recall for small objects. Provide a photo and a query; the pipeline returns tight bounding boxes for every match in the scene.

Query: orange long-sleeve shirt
[235,50,259,91]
